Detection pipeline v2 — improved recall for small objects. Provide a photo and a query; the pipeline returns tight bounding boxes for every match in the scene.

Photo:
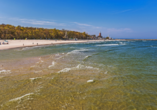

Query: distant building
[99,32,101,37]
[105,35,113,40]
[90,35,96,39]
[97,32,103,39]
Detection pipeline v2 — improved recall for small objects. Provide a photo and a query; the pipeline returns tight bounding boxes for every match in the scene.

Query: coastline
[1,39,157,51]
[0,40,104,50]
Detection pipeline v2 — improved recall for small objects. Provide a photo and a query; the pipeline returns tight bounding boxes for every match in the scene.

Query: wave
[104,71,108,74]
[34,70,42,73]
[75,64,99,70]
[96,44,119,47]
[96,42,127,47]
[48,61,55,68]
[66,48,92,55]
[30,77,42,82]
[150,45,157,48]
[0,93,34,107]
[36,60,44,64]
[55,53,60,56]
[9,93,34,102]
[14,46,43,51]
[58,68,71,73]
[83,55,92,60]
[0,70,11,74]
[87,79,94,83]
[57,64,99,73]
[119,42,127,45]
[1,93,34,108]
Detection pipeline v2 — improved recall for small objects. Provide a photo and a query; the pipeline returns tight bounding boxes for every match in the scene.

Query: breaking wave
[67,48,92,55]
[96,44,119,46]
[30,77,42,82]
[0,70,11,74]
[96,42,127,47]
[1,93,34,108]
[57,64,99,73]
[84,55,92,60]
[9,93,34,102]
[48,61,55,68]
[58,68,72,73]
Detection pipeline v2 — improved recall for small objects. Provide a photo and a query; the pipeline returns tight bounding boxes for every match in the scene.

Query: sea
[0,40,157,110]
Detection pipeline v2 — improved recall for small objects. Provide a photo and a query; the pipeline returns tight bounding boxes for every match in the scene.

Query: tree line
[0,24,92,39]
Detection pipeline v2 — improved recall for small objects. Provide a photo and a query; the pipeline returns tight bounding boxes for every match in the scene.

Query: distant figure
[14,38,15,40]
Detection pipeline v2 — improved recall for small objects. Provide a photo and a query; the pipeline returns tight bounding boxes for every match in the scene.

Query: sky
[0,0,157,39]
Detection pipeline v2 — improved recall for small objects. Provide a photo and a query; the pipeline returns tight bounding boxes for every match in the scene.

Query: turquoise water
[0,40,157,110]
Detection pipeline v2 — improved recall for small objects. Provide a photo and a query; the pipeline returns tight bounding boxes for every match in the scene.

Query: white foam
[48,61,55,68]
[67,48,92,55]
[87,80,94,83]
[30,65,36,68]
[96,44,119,46]
[9,93,34,102]
[21,46,42,51]
[35,86,43,93]
[75,64,99,70]
[34,70,42,73]
[119,42,126,45]
[85,56,89,59]
[30,77,42,82]
[57,64,99,73]
[0,70,11,74]
[55,53,60,56]
[58,68,71,73]
[84,55,91,60]
[36,60,44,64]
[104,71,108,74]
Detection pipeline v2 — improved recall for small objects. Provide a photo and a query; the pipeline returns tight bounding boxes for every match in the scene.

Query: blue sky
[0,0,157,39]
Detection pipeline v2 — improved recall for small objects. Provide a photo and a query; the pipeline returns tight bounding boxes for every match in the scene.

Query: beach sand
[0,39,104,50]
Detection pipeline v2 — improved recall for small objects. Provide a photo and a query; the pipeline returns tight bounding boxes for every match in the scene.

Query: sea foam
[0,70,11,74]
[87,80,94,83]
[57,64,99,73]
[66,48,92,55]
[96,44,119,46]
[30,77,42,82]
[48,61,55,68]
[84,55,92,60]
[0,92,34,107]
[58,68,72,73]
[9,93,34,102]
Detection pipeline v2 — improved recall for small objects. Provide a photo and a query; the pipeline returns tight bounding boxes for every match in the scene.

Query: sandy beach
[0,40,104,50]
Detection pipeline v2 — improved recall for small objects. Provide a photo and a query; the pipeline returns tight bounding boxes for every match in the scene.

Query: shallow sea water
[0,40,157,110]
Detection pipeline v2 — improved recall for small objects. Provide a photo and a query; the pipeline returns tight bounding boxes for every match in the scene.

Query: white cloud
[10,18,65,26]
[73,22,101,29]
[73,22,92,26]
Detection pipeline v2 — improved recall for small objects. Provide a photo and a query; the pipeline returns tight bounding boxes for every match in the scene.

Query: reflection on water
[0,40,157,110]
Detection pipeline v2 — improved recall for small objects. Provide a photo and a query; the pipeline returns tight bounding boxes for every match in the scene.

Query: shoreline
[0,40,104,50]
[0,39,157,51]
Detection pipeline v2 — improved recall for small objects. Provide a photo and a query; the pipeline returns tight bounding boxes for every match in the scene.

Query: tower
[99,32,101,37]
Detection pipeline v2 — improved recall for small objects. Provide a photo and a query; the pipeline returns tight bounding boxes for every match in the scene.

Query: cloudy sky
[0,0,157,39]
